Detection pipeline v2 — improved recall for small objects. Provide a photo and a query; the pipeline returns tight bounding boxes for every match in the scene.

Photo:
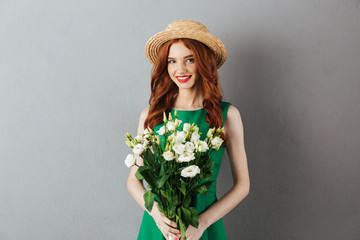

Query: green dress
[137,101,232,240]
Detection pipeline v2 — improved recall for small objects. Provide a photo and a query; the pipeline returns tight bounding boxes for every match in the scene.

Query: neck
[173,85,203,109]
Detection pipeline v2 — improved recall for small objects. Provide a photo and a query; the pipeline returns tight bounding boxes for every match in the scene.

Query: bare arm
[126,107,148,212]
[185,105,250,239]
[126,107,181,240]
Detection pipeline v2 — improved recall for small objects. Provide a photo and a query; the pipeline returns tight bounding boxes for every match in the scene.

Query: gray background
[0,0,359,239]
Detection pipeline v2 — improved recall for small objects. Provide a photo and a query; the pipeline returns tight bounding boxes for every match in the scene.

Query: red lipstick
[176,75,191,83]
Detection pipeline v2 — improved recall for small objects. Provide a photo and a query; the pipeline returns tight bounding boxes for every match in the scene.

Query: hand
[150,203,181,240]
[181,220,206,240]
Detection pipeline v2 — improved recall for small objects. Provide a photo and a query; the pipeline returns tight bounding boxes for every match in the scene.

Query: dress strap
[220,101,232,127]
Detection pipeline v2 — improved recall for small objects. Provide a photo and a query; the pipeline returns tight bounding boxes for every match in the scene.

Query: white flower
[175,131,186,143]
[173,143,186,155]
[178,151,196,162]
[196,140,209,152]
[162,150,175,161]
[190,131,200,143]
[144,128,150,135]
[157,126,165,135]
[184,142,195,153]
[183,123,191,133]
[168,134,176,144]
[174,119,182,128]
[181,165,201,178]
[167,121,176,131]
[133,143,145,155]
[142,138,150,148]
[125,154,136,167]
[211,136,224,149]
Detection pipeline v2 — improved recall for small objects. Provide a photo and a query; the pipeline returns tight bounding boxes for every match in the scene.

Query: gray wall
[1,0,359,239]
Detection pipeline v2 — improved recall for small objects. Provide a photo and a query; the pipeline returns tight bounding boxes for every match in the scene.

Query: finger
[159,227,168,240]
[159,224,179,240]
[158,213,177,228]
[163,218,177,229]
[158,217,178,233]
[166,225,181,236]
[160,221,179,235]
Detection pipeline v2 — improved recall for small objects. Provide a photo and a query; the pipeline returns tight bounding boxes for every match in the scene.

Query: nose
[177,62,187,73]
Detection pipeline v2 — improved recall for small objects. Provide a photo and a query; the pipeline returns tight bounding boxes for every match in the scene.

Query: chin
[178,84,195,89]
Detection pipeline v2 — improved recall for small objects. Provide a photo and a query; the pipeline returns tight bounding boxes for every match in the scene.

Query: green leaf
[168,204,176,219]
[198,154,210,165]
[143,148,158,167]
[157,202,164,213]
[138,166,157,189]
[172,192,179,206]
[138,165,151,172]
[177,209,187,239]
[157,174,170,188]
[143,191,154,213]
[183,195,191,208]
[197,185,208,195]
[180,179,187,195]
[160,189,167,199]
[135,169,144,180]
[200,173,212,180]
[159,164,165,176]
[181,207,191,227]
[205,161,215,169]
[189,207,199,228]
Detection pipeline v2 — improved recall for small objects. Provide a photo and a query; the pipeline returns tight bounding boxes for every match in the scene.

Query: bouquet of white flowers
[125,111,224,239]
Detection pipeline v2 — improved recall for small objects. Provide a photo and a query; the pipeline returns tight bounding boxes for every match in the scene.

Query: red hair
[144,38,227,143]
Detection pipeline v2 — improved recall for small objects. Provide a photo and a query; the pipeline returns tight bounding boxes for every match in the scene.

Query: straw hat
[145,20,227,69]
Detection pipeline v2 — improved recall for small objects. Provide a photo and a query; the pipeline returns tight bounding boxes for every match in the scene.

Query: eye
[168,60,175,64]
[186,58,194,63]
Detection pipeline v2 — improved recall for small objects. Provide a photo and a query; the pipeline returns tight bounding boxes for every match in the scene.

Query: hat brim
[145,29,227,69]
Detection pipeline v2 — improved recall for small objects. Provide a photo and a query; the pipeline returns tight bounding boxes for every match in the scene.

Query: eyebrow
[167,54,194,59]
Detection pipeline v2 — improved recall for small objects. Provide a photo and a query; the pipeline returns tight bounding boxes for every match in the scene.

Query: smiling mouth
[176,75,192,83]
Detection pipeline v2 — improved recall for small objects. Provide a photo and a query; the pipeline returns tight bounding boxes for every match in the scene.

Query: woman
[127,20,250,240]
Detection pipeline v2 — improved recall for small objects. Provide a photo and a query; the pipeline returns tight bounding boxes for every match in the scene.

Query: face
[167,41,200,90]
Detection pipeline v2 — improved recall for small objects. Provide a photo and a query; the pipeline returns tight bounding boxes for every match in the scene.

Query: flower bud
[163,111,167,123]
[149,127,156,135]
[165,142,170,151]
[149,146,155,154]
[192,126,199,133]
[156,135,161,145]
[216,127,224,134]
[206,127,215,139]
[125,140,133,148]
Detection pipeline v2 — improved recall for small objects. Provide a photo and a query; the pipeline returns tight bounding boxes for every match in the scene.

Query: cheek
[189,65,198,74]
[167,66,174,76]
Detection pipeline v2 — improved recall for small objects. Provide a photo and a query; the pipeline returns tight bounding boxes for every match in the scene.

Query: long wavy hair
[144,38,227,143]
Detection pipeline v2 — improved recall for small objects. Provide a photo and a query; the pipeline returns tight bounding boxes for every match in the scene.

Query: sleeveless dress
[137,101,232,240]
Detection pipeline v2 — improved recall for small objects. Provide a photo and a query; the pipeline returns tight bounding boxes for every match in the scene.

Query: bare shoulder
[140,106,150,120]
[223,105,244,136]
[227,105,241,120]
[137,106,150,135]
